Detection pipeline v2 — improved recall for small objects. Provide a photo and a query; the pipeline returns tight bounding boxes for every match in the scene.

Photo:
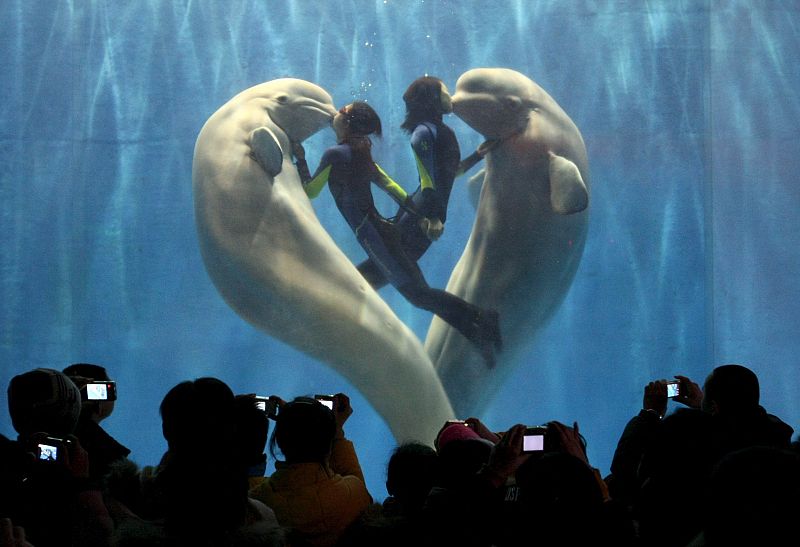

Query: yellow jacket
[249,438,372,547]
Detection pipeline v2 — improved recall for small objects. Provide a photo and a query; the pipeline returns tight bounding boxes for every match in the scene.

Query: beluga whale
[192,78,455,443]
[425,68,590,416]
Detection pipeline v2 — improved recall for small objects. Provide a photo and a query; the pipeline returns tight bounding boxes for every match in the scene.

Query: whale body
[192,78,454,443]
[425,68,590,416]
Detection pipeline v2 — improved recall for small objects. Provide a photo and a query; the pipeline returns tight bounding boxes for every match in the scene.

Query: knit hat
[7,368,81,437]
[435,421,494,451]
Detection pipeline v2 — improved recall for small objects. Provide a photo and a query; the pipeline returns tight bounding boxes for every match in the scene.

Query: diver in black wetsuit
[356,76,493,288]
[291,101,501,367]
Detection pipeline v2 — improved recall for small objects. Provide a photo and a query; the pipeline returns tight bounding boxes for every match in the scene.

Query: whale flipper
[549,151,588,215]
[250,126,284,177]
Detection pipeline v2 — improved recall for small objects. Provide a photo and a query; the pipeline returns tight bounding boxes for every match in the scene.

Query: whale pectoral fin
[548,152,588,215]
[249,127,284,177]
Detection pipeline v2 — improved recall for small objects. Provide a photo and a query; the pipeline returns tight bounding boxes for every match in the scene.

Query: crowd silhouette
[1,363,798,546]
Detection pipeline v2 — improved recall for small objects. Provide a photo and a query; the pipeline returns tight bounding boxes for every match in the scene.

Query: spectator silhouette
[63,363,131,481]
[112,377,281,546]
[4,368,112,547]
[233,394,271,490]
[698,446,800,546]
[701,364,793,454]
[422,420,526,547]
[249,394,371,547]
[384,442,440,518]
[337,441,440,547]
[610,364,794,546]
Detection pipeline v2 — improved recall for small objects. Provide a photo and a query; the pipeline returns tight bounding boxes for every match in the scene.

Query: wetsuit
[357,122,460,288]
[299,143,497,359]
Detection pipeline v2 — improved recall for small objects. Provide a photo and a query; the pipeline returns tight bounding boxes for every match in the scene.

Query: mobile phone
[82,381,117,401]
[255,396,279,419]
[36,436,72,462]
[314,394,336,410]
[522,426,547,453]
[666,381,681,398]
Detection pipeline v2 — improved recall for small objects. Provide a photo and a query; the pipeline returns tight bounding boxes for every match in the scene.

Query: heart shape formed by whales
[192,70,589,443]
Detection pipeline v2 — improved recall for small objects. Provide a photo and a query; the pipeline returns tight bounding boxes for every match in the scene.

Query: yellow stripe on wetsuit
[374,163,409,205]
[413,150,435,191]
[304,161,409,208]
[303,165,331,198]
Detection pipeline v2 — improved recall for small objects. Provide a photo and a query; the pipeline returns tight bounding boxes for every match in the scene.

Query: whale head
[263,78,338,142]
[451,68,539,139]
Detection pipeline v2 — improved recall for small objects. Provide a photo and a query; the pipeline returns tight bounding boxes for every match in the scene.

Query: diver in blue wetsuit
[292,101,501,367]
[356,76,495,288]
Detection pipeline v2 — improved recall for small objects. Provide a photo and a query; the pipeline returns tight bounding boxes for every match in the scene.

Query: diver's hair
[401,76,445,134]
[342,101,382,177]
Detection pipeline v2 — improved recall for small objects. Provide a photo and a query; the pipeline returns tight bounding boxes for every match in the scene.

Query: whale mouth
[294,98,338,118]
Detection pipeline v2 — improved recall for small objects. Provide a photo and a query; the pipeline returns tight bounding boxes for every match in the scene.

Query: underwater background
[1,0,799,498]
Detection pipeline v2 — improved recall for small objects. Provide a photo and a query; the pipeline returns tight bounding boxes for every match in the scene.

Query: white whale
[425,68,590,416]
[192,78,454,443]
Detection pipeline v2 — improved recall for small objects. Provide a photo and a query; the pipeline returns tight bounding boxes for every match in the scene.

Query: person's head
[270,397,336,464]
[510,452,606,544]
[386,442,440,512]
[160,377,237,456]
[159,378,249,539]
[702,364,760,416]
[434,422,493,488]
[333,101,382,141]
[63,362,115,423]
[401,76,451,133]
[7,368,81,438]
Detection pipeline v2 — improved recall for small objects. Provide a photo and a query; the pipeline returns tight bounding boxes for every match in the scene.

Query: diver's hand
[291,141,306,161]
[419,217,444,241]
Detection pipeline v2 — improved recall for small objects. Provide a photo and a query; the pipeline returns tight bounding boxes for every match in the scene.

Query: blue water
[1,0,799,499]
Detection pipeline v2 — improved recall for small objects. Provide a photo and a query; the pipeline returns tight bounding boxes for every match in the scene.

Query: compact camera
[666,380,681,399]
[314,394,336,410]
[36,436,72,462]
[522,426,548,453]
[81,381,117,401]
[254,396,279,419]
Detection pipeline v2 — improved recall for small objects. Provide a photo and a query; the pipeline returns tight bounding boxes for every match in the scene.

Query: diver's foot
[465,309,502,369]
[475,309,502,352]
[249,127,283,177]
[476,337,497,370]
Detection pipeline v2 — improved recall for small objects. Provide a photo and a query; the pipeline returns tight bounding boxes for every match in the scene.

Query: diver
[356,76,496,288]
[286,101,501,368]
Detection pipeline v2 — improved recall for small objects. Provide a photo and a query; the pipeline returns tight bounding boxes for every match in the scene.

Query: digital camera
[82,381,117,401]
[314,394,336,410]
[254,396,279,419]
[522,426,548,453]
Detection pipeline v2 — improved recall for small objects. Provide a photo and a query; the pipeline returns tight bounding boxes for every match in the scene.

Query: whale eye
[275,94,289,104]
[501,96,522,111]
